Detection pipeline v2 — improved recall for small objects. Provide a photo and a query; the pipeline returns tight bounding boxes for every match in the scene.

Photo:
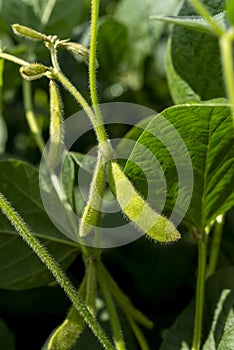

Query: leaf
[97,19,128,78]
[124,104,234,231]
[165,39,201,104]
[169,0,226,100]
[114,0,183,89]
[0,319,15,350]
[0,159,79,290]
[160,267,234,350]
[62,154,75,207]
[151,12,227,36]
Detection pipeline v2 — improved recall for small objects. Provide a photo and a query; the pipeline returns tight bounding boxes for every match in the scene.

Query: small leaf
[20,63,51,81]
[109,161,180,243]
[151,12,227,36]
[12,24,49,41]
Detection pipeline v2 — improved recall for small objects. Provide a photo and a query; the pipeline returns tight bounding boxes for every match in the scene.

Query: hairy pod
[20,63,51,81]
[12,24,49,41]
[48,80,63,169]
[109,161,181,243]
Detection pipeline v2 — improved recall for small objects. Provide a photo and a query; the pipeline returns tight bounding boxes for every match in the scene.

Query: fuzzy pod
[20,63,51,81]
[109,161,181,243]
[59,41,98,67]
[79,150,106,237]
[48,80,63,169]
[12,24,49,41]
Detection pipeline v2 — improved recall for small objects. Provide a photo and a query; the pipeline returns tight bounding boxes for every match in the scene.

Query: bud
[20,64,51,81]
[59,42,98,68]
[12,24,49,42]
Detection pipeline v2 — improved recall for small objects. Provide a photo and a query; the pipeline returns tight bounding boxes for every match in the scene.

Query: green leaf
[124,104,234,231]
[0,319,15,350]
[160,267,234,350]
[114,0,183,89]
[97,19,128,78]
[0,159,79,290]
[165,39,201,104]
[151,12,227,36]
[170,0,226,100]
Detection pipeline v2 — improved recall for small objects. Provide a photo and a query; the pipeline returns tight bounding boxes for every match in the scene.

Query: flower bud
[20,64,51,81]
[12,24,48,41]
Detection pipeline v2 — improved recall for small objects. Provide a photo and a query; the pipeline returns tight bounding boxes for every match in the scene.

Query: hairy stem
[206,214,225,278]
[0,191,114,350]
[89,0,103,125]
[22,80,45,153]
[192,234,207,350]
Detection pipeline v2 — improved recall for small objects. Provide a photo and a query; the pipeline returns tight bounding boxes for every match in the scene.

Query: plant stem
[219,28,234,128]
[100,263,153,329]
[127,317,150,350]
[54,70,107,143]
[206,214,225,278]
[89,0,102,119]
[0,191,114,350]
[192,234,207,350]
[0,52,29,66]
[188,0,224,36]
[97,262,126,350]
[22,80,45,153]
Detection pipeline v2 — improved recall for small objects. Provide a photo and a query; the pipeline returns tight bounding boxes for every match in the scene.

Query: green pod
[20,63,51,81]
[47,276,87,350]
[12,24,49,41]
[109,161,181,243]
[79,150,106,237]
[48,80,63,169]
[59,41,99,67]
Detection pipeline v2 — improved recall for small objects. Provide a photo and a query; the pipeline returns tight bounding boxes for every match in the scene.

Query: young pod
[79,150,106,237]
[59,41,98,67]
[109,161,181,243]
[48,80,63,169]
[12,24,49,42]
[20,63,51,81]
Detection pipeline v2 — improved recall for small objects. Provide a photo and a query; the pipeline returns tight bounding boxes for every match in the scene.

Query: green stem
[127,317,150,350]
[0,191,114,350]
[97,262,126,350]
[192,234,208,350]
[54,70,107,143]
[188,0,224,36]
[100,263,153,329]
[89,0,99,107]
[0,52,30,66]
[219,28,234,128]
[22,80,45,153]
[206,214,225,279]
[85,257,97,316]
